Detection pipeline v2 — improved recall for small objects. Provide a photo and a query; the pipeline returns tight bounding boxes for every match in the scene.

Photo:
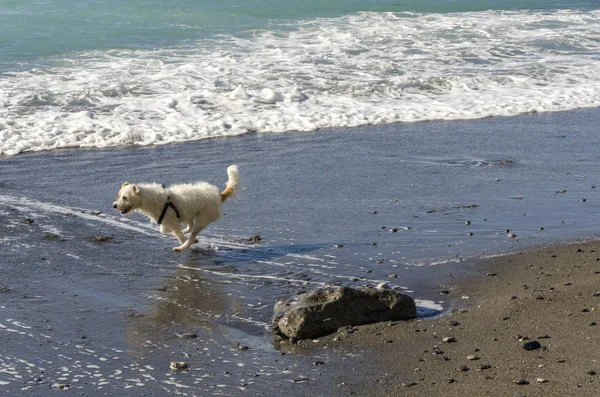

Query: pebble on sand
[522,341,542,351]
[170,361,189,370]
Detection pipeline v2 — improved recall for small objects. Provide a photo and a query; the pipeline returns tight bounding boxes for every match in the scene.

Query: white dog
[113,165,239,252]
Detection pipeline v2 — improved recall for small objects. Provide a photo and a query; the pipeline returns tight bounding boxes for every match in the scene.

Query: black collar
[157,197,180,225]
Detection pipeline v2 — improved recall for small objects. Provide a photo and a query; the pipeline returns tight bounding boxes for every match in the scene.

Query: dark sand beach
[323,240,600,396]
[1,109,600,395]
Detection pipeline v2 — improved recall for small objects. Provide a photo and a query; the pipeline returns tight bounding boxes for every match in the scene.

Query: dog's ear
[132,184,140,195]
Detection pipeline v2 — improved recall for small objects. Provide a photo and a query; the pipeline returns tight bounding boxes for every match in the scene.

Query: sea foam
[1,10,600,155]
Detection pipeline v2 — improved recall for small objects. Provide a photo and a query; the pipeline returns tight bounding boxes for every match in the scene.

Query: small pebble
[515,379,529,385]
[401,381,417,387]
[376,282,389,290]
[522,341,541,351]
[443,336,457,343]
[536,378,549,383]
[466,355,479,361]
[456,365,469,372]
[170,361,189,370]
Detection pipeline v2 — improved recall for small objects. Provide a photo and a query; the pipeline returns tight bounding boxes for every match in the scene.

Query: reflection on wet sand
[124,259,228,359]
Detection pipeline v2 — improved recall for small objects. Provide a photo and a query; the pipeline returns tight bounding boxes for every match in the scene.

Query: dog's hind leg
[182,220,194,235]
[173,219,209,253]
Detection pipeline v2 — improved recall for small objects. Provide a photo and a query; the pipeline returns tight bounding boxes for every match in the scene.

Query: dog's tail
[220,165,239,202]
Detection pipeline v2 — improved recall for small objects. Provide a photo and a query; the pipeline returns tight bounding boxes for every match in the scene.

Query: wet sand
[323,240,600,396]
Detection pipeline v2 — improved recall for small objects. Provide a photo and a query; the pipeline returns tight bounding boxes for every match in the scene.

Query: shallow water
[1,109,600,394]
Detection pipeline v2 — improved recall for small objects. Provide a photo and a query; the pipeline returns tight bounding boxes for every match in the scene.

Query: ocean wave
[1,9,600,155]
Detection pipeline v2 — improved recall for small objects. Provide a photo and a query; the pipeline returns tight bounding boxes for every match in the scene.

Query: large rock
[272,286,417,340]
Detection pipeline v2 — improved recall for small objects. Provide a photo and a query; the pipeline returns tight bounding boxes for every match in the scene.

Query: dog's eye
[123,196,128,200]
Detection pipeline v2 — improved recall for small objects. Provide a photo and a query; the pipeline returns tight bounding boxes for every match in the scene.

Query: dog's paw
[173,246,184,253]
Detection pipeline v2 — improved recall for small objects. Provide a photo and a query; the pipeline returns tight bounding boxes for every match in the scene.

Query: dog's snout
[113,203,118,209]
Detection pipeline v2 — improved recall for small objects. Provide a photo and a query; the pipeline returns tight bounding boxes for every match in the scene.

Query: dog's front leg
[171,228,186,244]
[162,224,185,243]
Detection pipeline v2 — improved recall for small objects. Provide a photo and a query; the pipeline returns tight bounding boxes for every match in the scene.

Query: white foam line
[257,260,397,285]
[178,264,320,286]
[257,260,336,272]
[162,379,190,389]
[286,254,324,262]
[407,258,464,267]
[227,314,271,330]
[256,260,297,269]
[0,195,158,237]
[6,320,30,330]
[179,264,395,289]
[0,195,254,249]
[193,237,253,250]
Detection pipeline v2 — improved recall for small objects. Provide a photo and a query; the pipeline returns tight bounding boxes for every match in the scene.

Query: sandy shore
[306,239,600,396]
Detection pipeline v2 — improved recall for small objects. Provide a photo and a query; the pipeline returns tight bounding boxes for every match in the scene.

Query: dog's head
[113,182,141,214]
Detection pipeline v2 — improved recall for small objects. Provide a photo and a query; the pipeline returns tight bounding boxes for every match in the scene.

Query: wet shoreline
[1,108,600,394]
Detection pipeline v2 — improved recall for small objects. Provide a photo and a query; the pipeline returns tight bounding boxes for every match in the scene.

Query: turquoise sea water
[1,0,600,154]
[2,0,598,70]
